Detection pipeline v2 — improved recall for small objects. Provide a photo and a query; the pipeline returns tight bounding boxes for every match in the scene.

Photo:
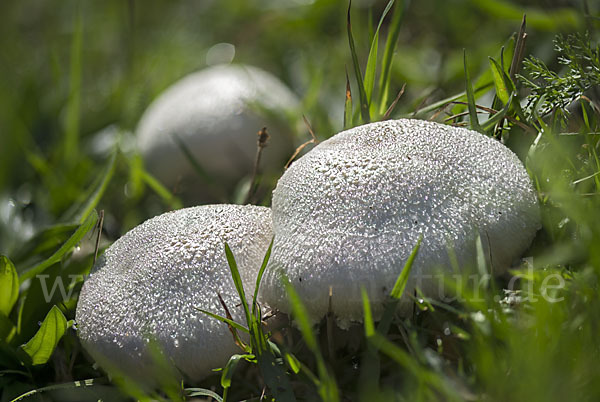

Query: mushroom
[75,204,273,383]
[260,119,540,327]
[136,64,299,201]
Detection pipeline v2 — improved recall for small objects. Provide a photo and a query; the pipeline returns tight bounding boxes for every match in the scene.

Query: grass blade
[347,0,370,124]
[194,308,250,334]
[489,57,511,105]
[361,287,375,337]
[0,256,19,316]
[378,0,407,115]
[464,50,483,133]
[344,69,353,129]
[390,236,422,299]
[364,0,395,106]
[21,306,67,365]
[284,279,339,402]
[19,210,98,283]
[224,243,251,329]
[221,354,250,389]
[252,237,274,319]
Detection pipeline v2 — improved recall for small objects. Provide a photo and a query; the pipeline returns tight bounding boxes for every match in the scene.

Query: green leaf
[464,50,483,133]
[378,0,407,115]
[347,0,370,124]
[0,256,19,316]
[390,236,422,299]
[365,0,395,104]
[19,210,99,283]
[21,306,67,365]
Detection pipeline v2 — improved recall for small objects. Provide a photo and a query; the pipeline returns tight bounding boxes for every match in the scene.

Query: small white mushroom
[75,204,272,383]
[136,64,299,200]
[260,119,540,327]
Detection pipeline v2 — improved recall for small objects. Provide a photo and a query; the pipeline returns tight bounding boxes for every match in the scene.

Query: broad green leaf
[19,210,98,283]
[21,306,67,365]
[464,50,483,133]
[390,236,422,299]
[347,0,370,124]
[0,256,19,316]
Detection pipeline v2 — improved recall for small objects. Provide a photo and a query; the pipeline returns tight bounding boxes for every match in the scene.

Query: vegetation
[1,0,599,401]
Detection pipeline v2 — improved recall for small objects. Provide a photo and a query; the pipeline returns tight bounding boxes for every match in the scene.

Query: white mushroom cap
[136,64,299,199]
[75,204,272,382]
[260,119,540,327]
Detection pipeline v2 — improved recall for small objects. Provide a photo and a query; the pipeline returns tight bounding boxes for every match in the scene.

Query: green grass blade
[378,0,406,115]
[221,354,249,389]
[344,69,353,129]
[252,237,274,320]
[21,306,67,366]
[63,6,83,166]
[347,0,370,124]
[0,256,19,316]
[284,279,339,402]
[364,0,395,106]
[390,236,422,299]
[19,210,98,283]
[361,287,375,337]
[224,243,251,329]
[464,50,483,133]
[489,57,510,105]
[194,308,250,334]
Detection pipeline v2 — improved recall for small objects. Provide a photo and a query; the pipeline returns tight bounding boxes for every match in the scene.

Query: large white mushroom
[136,64,299,201]
[75,204,272,383]
[260,119,540,327]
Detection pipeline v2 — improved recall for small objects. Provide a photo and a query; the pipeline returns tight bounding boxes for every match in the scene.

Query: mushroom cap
[136,64,299,199]
[260,119,540,326]
[75,204,272,382]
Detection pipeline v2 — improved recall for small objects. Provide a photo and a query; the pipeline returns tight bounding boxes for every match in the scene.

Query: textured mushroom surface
[136,64,299,199]
[76,205,272,382]
[260,119,540,326]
